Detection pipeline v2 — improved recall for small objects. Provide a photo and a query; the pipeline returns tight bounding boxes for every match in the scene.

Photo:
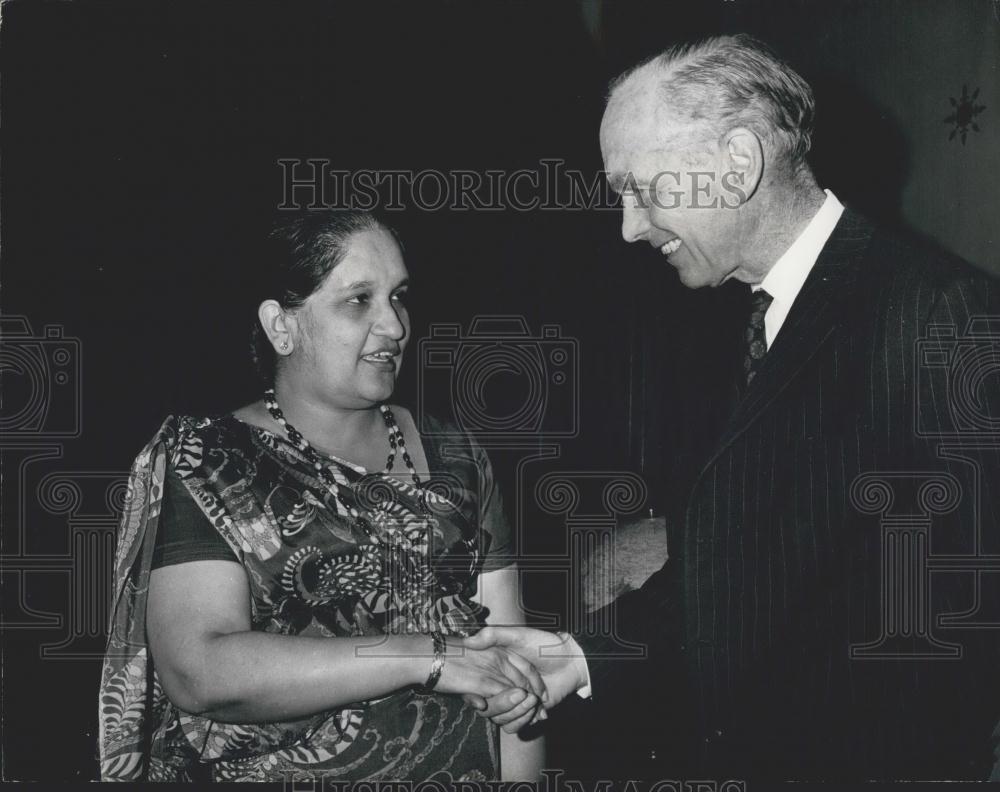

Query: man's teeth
[364,352,395,361]
[660,238,682,255]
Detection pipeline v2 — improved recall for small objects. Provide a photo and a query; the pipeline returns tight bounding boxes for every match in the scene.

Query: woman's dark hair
[250,209,402,383]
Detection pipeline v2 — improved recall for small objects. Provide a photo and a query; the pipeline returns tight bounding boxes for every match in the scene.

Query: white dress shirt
[575,190,845,700]
[754,189,844,347]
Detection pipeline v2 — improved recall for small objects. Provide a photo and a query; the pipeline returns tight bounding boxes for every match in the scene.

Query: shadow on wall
[809,76,911,229]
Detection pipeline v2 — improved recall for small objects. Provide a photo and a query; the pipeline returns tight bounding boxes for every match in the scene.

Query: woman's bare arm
[146,559,544,723]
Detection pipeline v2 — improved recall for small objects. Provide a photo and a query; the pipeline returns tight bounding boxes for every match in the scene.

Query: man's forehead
[602,98,708,192]
[602,113,686,191]
[603,81,659,136]
[602,81,691,154]
[601,116,657,183]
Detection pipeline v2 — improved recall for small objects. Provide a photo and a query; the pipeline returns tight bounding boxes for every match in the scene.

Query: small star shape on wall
[944,85,986,145]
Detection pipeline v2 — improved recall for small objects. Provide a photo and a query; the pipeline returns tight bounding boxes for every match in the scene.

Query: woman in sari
[99,210,546,782]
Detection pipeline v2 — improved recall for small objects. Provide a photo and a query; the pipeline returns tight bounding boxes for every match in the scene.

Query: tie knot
[743,288,773,387]
[751,288,774,314]
[749,289,773,330]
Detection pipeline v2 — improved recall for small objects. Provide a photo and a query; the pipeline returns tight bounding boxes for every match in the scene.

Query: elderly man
[466,34,1000,779]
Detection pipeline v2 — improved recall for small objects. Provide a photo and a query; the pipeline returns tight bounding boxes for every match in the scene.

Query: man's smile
[659,237,683,256]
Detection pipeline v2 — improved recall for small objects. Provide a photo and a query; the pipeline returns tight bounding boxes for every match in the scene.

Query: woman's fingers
[477,676,513,698]
[441,655,512,699]
[462,693,488,711]
[489,689,538,730]
[486,649,532,692]
[497,700,542,734]
[467,685,550,730]
[440,646,531,700]
[470,686,521,718]
[461,627,493,650]
[500,649,547,700]
[528,707,549,727]
[503,711,539,734]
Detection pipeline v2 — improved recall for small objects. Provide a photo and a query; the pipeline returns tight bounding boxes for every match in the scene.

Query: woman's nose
[374,302,407,340]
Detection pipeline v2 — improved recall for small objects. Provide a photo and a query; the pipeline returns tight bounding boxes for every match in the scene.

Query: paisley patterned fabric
[99,413,509,782]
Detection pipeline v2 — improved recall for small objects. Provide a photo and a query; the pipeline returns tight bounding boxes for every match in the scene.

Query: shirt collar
[755,189,845,306]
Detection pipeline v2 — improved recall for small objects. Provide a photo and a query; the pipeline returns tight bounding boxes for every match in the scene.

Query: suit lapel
[695,209,875,479]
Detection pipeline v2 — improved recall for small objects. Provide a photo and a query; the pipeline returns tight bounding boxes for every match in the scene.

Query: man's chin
[675,265,712,290]
[671,255,726,290]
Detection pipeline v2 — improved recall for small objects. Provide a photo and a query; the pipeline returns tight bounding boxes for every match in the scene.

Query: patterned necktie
[743,289,774,386]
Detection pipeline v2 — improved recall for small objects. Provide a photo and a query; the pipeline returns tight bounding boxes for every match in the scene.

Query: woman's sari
[99,413,509,782]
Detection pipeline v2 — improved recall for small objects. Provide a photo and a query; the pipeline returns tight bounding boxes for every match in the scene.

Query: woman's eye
[392,291,408,303]
[347,294,370,306]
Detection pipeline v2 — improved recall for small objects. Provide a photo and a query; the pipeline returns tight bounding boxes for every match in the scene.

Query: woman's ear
[258,300,295,356]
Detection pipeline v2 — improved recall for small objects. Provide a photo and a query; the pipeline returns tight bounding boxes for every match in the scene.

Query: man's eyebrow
[608,172,650,194]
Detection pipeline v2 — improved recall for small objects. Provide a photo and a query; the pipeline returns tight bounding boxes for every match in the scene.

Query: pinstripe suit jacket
[577,210,1000,779]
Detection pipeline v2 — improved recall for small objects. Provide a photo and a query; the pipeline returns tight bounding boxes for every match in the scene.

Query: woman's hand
[460,627,588,733]
[434,638,547,712]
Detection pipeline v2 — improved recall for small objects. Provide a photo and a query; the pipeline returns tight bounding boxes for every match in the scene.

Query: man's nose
[621,203,651,243]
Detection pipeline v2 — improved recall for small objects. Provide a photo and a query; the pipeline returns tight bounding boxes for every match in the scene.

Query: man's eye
[621,190,647,209]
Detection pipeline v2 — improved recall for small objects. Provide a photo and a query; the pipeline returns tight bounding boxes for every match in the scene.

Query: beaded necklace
[262,389,428,529]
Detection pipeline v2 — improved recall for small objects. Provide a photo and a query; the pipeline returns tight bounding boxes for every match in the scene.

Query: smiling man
[466,34,1000,780]
[600,37,828,293]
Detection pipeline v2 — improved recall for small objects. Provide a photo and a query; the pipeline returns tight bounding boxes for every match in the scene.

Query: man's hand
[460,627,589,733]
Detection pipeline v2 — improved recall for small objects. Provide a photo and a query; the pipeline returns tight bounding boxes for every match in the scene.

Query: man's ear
[721,127,764,206]
[258,300,296,356]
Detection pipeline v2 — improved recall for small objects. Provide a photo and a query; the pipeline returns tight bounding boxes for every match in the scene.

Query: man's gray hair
[610,34,816,174]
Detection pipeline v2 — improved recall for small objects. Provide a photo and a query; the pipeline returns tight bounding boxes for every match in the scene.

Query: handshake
[437,627,590,734]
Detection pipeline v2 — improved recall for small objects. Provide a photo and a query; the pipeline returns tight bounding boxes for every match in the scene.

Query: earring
[279,340,290,352]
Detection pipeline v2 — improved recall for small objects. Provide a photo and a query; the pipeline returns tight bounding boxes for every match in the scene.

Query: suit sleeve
[573,555,683,698]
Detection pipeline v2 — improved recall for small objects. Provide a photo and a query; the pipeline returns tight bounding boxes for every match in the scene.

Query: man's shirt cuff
[576,656,592,698]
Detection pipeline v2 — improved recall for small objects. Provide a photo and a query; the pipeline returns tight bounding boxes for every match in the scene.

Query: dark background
[2,0,997,782]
